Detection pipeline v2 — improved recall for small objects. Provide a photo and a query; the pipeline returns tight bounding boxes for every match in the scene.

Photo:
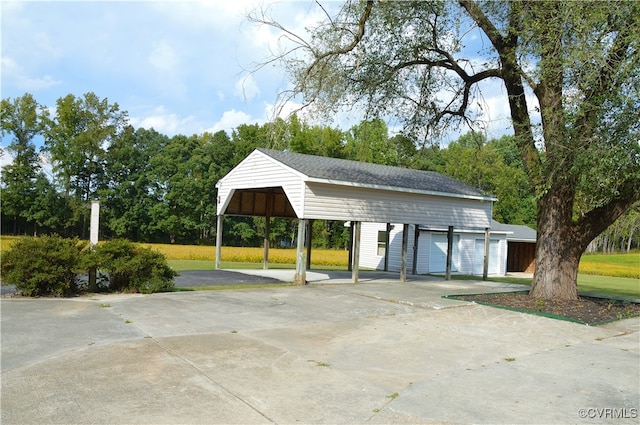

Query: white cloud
[0,149,15,169]
[206,109,253,134]
[235,74,260,102]
[149,40,180,73]
[1,56,62,91]
[129,106,195,136]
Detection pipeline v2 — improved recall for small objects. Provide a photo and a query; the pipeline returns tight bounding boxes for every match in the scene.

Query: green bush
[1,235,87,297]
[90,239,177,293]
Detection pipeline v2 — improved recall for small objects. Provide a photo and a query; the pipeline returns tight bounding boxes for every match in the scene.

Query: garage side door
[429,234,459,273]
[473,239,499,275]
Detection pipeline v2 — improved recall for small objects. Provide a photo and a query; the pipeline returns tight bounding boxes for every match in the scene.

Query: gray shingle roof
[258,148,491,199]
[491,220,537,242]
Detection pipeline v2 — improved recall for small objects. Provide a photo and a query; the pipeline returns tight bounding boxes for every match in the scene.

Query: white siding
[360,224,509,276]
[217,151,305,216]
[386,224,414,273]
[304,182,491,228]
[359,222,387,270]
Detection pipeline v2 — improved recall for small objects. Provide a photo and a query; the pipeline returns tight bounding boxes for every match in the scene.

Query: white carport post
[215,214,223,269]
[294,219,308,285]
[351,221,361,283]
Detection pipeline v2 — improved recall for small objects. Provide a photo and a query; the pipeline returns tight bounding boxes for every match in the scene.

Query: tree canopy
[251,0,640,299]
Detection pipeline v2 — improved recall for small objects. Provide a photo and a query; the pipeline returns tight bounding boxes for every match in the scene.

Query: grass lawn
[576,274,639,299]
[483,274,639,300]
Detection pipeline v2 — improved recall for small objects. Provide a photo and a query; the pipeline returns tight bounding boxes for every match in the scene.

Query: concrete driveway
[1,271,638,424]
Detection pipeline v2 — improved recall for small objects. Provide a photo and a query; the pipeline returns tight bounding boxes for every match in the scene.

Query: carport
[215,148,496,284]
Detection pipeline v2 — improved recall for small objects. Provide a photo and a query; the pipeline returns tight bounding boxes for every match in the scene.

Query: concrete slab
[1,279,638,425]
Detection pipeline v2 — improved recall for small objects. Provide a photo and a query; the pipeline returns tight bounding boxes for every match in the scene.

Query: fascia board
[305,176,497,202]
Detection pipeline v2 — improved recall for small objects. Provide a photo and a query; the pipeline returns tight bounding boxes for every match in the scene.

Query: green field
[579,252,639,279]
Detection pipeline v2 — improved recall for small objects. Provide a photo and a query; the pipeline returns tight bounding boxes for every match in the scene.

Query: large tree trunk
[530,180,639,300]
[530,188,582,300]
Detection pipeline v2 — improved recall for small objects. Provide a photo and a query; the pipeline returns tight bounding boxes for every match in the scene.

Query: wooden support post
[263,215,270,270]
[445,225,454,281]
[401,223,409,282]
[306,219,313,269]
[412,224,420,275]
[347,222,354,272]
[352,221,361,283]
[384,223,391,272]
[215,214,223,269]
[483,227,490,281]
[294,219,307,285]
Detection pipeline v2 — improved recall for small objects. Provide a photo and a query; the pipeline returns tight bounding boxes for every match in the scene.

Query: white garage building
[358,221,522,276]
[215,148,497,284]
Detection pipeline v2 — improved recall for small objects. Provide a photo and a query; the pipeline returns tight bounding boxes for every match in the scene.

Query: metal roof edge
[305,177,496,202]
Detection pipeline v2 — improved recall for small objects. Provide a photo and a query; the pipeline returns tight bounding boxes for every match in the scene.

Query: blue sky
[1,1,329,140]
[2,0,515,163]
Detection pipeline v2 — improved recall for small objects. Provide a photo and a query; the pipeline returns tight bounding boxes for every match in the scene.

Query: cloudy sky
[1,1,332,138]
[2,0,515,156]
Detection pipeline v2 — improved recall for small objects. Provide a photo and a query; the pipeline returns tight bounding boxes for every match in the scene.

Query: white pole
[90,201,100,248]
[89,201,100,292]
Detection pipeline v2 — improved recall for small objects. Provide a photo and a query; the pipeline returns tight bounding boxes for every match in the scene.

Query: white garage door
[473,239,499,275]
[429,234,459,273]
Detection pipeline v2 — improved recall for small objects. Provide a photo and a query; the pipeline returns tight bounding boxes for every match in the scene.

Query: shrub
[2,235,87,297]
[91,239,177,293]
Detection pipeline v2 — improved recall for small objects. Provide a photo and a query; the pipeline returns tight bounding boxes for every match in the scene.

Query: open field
[147,244,348,266]
[579,252,639,279]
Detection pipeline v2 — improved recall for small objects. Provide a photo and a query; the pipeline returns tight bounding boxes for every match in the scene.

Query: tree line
[1,92,636,251]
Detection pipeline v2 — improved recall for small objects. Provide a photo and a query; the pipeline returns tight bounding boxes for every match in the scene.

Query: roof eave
[305,177,496,202]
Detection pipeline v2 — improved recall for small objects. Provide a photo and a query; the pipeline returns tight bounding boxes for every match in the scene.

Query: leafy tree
[42,92,128,237]
[0,94,45,234]
[102,127,170,241]
[148,134,221,243]
[199,130,235,241]
[439,133,536,227]
[231,123,270,164]
[27,173,66,235]
[344,118,399,165]
[252,0,640,300]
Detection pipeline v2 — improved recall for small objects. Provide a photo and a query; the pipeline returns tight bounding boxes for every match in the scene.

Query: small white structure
[359,220,536,276]
[216,149,497,283]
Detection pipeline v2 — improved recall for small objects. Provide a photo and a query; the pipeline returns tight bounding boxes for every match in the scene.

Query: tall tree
[102,127,170,241]
[42,92,127,236]
[0,94,44,234]
[344,118,397,165]
[251,0,640,300]
[439,133,536,227]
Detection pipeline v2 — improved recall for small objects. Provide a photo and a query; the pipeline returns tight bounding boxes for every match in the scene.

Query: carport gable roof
[257,148,495,201]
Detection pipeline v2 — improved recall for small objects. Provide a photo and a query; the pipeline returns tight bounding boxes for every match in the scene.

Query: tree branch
[574,177,640,251]
[458,0,537,90]
[306,0,374,74]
